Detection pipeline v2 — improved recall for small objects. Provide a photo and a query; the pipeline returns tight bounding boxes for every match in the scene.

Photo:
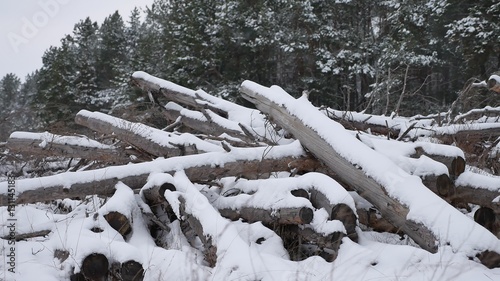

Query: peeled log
[163,102,257,143]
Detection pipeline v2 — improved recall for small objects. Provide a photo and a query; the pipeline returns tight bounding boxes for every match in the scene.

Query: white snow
[1,74,500,280]
[9,131,115,149]
[240,80,500,258]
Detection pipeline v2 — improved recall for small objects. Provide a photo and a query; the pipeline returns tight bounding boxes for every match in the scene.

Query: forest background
[0,0,498,140]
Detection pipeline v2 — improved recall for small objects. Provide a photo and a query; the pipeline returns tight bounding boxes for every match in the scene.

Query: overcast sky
[0,0,154,82]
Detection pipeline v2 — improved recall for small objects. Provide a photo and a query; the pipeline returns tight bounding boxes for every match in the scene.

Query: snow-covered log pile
[1,72,500,280]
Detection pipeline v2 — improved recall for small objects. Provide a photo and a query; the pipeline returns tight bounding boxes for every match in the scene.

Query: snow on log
[120,260,145,281]
[78,253,109,281]
[214,173,358,241]
[454,171,500,213]
[7,131,135,164]
[487,75,500,93]
[434,124,500,145]
[218,206,313,225]
[322,108,403,137]
[356,132,466,178]
[131,71,279,144]
[0,142,307,205]
[453,106,500,124]
[163,102,258,143]
[75,110,222,158]
[240,80,500,266]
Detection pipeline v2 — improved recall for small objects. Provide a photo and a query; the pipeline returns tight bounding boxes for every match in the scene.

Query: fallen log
[131,72,277,144]
[120,260,144,281]
[218,206,314,225]
[487,74,500,94]
[411,147,466,178]
[321,108,401,138]
[178,196,217,267]
[1,229,51,241]
[295,227,344,262]
[76,253,109,281]
[0,142,308,206]
[454,171,500,213]
[163,102,257,143]
[7,132,136,164]
[131,71,228,117]
[75,110,221,158]
[240,81,500,266]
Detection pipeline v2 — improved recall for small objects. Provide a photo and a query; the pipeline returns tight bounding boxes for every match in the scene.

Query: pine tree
[35,36,76,125]
[70,17,100,109]
[98,11,127,89]
[0,73,21,140]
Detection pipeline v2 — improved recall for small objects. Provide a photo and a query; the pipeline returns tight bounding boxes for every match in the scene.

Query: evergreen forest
[0,0,499,140]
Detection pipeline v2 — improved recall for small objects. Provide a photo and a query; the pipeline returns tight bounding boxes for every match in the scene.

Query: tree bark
[163,102,257,143]
[104,211,132,238]
[7,133,135,164]
[240,81,439,253]
[240,81,500,266]
[0,147,308,205]
[75,110,206,158]
[218,206,314,225]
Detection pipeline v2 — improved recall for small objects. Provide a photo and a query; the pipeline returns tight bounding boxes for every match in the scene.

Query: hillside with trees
[0,1,500,280]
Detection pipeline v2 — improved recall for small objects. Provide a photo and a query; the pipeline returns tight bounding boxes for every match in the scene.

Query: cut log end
[80,253,109,281]
[451,157,466,178]
[436,174,454,197]
[104,211,132,238]
[474,207,497,235]
[121,260,144,281]
[477,250,500,269]
[330,203,358,242]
